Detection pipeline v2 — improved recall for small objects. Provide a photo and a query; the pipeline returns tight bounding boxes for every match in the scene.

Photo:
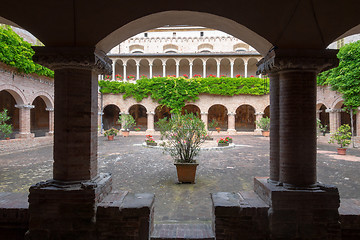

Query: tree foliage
[317,40,360,109]
[0,26,54,78]
[99,76,269,113]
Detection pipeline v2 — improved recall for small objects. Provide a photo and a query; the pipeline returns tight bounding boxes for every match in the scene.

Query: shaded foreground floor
[0,135,360,223]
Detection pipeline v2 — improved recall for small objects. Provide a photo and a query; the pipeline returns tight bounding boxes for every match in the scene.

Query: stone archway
[208,104,228,130]
[103,104,121,130]
[319,104,330,132]
[264,105,270,118]
[154,105,171,130]
[341,104,357,135]
[31,96,49,137]
[182,104,200,118]
[235,104,256,131]
[129,104,147,131]
[0,90,19,138]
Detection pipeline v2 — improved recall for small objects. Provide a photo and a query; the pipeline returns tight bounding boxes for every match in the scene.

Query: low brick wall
[211,191,269,239]
[96,192,155,240]
[0,192,29,240]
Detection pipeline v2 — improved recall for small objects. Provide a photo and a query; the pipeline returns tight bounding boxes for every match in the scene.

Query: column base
[226,129,237,135]
[26,173,112,240]
[254,177,341,240]
[145,129,155,135]
[254,128,263,135]
[45,132,54,136]
[15,133,35,139]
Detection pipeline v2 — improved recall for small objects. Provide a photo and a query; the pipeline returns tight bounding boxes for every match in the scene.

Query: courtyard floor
[0,134,360,224]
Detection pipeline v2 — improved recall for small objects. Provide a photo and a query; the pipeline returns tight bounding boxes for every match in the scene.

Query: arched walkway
[103,104,121,130]
[319,104,330,132]
[129,104,147,131]
[154,105,171,130]
[264,105,270,118]
[208,104,228,130]
[31,96,49,137]
[0,90,19,138]
[182,104,200,117]
[235,104,256,131]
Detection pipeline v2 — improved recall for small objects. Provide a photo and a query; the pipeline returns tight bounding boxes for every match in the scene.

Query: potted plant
[217,138,229,147]
[225,136,233,143]
[256,117,270,137]
[215,127,221,133]
[145,135,157,146]
[127,74,136,80]
[0,109,13,140]
[156,112,206,183]
[115,74,123,81]
[328,124,352,155]
[104,128,119,141]
[134,127,141,132]
[119,114,136,137]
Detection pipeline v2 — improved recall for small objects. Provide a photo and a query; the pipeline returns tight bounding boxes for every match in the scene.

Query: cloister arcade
[1,1,360,239]
[107,54,261,80]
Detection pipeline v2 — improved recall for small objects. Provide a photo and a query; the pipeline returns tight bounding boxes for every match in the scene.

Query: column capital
[200,112,208,115]
[256,49,339,75]
[46,108,54,112]
[120,112,129,115]
[325,108,342,113]
[316,110,323,113]
[98,112,103,115]
[149,63,153,66]
[32,46,112,74]
[189,62,193,66]
[146,111,155,115]
[254,112,264,115]
[15,104,35,109]
[227,112,236,116]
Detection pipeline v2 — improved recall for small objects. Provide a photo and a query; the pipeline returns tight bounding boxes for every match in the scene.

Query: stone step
[150,223,215,240]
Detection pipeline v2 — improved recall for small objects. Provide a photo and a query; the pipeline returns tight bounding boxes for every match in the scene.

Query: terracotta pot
[174,163,199,183]
[337,148,347,155]
[122,131,130,137]
[204,136,213,140]
[107,135,114,141]
[5,137,10,140]
[262,130,270,137]
[146,141,157,146]
[218,142,229,147]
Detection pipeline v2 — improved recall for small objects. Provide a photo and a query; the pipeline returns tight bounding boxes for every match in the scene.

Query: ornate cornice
[32,47,112,74]
[256,49,339,75]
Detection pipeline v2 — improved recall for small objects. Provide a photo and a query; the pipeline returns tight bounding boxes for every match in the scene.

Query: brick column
[252,49,341,240]
[327,108,342,133]
[45,108,54,136]
[254,111,264,135]
[15,104,34,139]
[146,111,155,134]
[26,47,113,240]
[269,73,280,183]
[201,112,208,131]
[227,112,236,134]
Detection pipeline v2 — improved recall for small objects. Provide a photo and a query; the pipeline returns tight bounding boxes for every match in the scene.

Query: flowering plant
[215,127,221,133]
[127,74,135,80]
[105,75,111,80]
[167,75,176,77]
[153,75,162,78]
[225,136,232,142]
[220,74,227,78]
[140,74,148,79]
[207,74,216,77]
[193,74,201,78]
[217,138,229,144]
[115,74,123,80]
[156,113,206,163]
[145,135,156,143]
[235,74,243,78]
[135,127,141,131]
[183,74,189,78]
[104,128,119,136]
[250,75,255,77]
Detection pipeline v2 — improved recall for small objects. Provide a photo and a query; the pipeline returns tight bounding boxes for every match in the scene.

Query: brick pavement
[1,134,360,225]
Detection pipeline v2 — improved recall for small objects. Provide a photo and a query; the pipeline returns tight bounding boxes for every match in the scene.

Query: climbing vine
[317,40,360,110]
[0,25,54,78]
[99,76,269,112]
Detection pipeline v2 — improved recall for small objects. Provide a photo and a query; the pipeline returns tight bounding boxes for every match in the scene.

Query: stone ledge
[339,199,360,239]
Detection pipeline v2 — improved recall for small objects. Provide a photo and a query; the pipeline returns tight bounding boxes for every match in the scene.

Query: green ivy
[0,26,54,78]
[317,40,360,109]
[99,77,269,113]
